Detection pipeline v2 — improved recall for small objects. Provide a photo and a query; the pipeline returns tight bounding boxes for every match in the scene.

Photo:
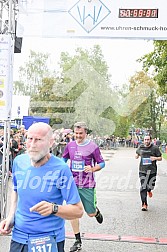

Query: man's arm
[0,190,18,235]
[150,146,162,161]
[150,156,162,161]
[87,145,105,173]
[30,201,84,220]
[55,201,83,220]
[135,147,140,159]
[84,163,105,173]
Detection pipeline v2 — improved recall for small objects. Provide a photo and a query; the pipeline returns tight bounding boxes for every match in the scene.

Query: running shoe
[95,207,103,224]
[141,203,148,211]
[69,239,82,252]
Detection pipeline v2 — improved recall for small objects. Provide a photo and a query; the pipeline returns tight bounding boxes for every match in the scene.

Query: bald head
[28,122,53,139]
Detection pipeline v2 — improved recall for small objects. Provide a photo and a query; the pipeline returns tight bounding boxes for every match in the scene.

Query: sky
[13,38,154,87]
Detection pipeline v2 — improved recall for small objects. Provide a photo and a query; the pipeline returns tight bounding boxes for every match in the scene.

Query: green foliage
[16,45,167,139]
[29,45,116,134]
[14,47,110,130]
[162,153,167,160]
[160,120,167,142]
[128,71,166,138]
[139,41,167,95]
[114,116,130,138]
[100,106,130,137]
[30,77,74,126]
[13,50,50,96]
[54,45,113,133]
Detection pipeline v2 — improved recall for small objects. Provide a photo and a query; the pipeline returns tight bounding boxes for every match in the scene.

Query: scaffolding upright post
[0,0,17,220]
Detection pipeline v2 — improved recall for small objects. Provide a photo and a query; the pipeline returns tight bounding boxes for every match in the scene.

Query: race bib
[142,158,152,165]
[28,235,58,252]
[72,160,85,172]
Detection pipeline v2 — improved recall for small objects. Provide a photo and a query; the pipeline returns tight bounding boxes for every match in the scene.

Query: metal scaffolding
[0,0,17,220]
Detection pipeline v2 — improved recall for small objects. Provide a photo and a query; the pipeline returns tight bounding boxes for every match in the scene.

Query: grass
[162,153,167,160]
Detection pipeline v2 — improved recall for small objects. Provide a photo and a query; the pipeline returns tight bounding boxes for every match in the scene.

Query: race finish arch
[17,0,167,39]
[0,0,166,220]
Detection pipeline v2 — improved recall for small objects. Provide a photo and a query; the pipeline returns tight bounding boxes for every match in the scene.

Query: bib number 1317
[31,244,51,252]
[28,236,58,252]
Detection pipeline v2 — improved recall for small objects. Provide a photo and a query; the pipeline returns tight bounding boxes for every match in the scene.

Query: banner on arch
[17,0,167,39]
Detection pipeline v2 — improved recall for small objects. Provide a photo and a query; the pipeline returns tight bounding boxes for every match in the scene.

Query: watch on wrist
[52,203,58,214]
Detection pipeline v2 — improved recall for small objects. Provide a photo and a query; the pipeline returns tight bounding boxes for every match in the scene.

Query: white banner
[17,0,167,39]
[0,35,13,120]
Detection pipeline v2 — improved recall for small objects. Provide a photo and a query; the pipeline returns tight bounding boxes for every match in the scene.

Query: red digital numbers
[133,9,138,17]
[138,9,144,17]
[146,9,151,17]
[119,9,158,18]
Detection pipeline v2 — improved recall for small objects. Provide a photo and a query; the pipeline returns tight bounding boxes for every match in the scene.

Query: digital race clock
[119,9,158,18]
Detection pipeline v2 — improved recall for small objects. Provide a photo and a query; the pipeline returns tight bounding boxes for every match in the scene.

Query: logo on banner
[68,0,111,33]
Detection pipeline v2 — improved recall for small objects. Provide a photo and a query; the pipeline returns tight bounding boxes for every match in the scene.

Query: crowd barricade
[94,138,119,150]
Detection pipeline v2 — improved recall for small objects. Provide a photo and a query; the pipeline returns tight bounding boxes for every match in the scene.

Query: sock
[75,233,81,243]
[95,208,99,217]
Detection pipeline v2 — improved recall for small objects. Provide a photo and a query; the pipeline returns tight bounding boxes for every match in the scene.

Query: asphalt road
[0,147,167,252]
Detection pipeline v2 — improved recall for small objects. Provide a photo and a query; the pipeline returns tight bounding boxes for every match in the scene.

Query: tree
[30,77,75,127]
[128,71,166,138]
[30,45,117,135]
[13,50,50,96]
[139,41,167,95]
[100,83,132,138]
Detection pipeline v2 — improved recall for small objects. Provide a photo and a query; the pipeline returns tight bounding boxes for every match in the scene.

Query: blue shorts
[9,239,65,252]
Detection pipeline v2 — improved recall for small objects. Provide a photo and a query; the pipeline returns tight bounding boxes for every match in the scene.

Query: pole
[0,0,16,220]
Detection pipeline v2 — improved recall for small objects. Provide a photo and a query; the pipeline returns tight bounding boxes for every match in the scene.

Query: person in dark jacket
[135,135,162,211]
